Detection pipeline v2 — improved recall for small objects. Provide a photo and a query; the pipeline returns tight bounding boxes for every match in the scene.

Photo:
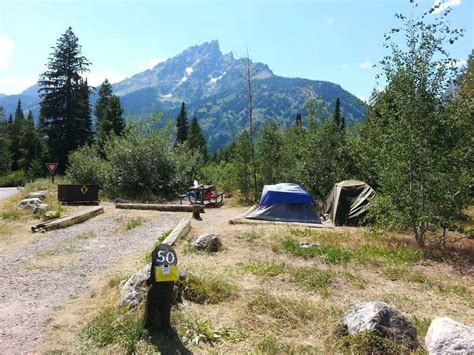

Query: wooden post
[145,244,179,332]
[192,204,201,220]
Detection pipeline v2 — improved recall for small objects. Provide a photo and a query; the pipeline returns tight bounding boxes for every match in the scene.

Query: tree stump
[192,204,202,220]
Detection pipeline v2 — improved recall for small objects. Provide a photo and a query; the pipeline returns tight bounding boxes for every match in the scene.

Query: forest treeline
[0,3,472,246]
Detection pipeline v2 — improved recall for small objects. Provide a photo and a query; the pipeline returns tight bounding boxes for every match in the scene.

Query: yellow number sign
[154,265,179,282]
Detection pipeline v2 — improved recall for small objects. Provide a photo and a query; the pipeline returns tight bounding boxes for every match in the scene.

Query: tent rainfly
[246,183,321,224]
[325,180,376,226]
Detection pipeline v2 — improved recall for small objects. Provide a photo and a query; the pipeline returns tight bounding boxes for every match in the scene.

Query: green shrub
[0,170,26,187]
[125,217,144,231]
[66,145,112,187]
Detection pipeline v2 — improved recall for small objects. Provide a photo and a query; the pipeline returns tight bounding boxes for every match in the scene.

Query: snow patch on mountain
[209,72,226,85]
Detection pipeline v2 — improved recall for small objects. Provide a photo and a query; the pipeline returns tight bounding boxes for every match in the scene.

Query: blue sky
[0,0,472,100]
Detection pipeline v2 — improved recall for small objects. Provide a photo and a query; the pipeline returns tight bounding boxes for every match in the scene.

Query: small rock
[119,264,186,308]
[192,234,222,252]
[26,190,48,200]
[425,317,474,354]
[18,198,43,209]
[33,204,49,215]
[299,241,320,248]
[114,197,125,204]
[339,301,418,349]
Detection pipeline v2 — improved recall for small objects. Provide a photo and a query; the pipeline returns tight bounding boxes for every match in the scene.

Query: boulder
[26,190,48,200]
[18,198,43,209]
[33,204,49,216]
[192,234,222,252]
[119,264,186,308]
[425,317,474,354]
[340,301,418,349]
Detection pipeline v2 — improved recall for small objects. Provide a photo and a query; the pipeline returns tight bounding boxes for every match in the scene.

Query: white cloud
[0,34,15,70]
[86,71,127,86]
[0,75,37,95]
[433,0,461,14]
[359,61,373,69]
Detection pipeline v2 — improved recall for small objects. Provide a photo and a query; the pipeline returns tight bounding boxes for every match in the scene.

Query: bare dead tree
[241,48,259,202]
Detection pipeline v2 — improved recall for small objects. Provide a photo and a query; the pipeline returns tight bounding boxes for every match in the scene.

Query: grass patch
[290,266,333,296]
[240,261,286,277]
[335,331,415,354]
[247,290,318,323]
[280,238,353,264]
[173,314,246,346]
[257,333,320,354]
[340,271,367,289]
[1,208,22,221]
[108,273,130,288]
[76,230,97,239]
[355,245,424,265]
[125,217,144,231]
[289,227,350,245]
[182,273,235,304]
[412,316,431,338]
[235,229,263,242]
[80,307,150,353]
[382,265,428,283]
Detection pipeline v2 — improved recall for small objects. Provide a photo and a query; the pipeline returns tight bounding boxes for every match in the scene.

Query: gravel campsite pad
[0,208,182,353]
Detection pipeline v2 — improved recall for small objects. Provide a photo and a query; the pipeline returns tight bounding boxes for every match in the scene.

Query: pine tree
[295,113,302,127]
[18,111,47,178]
[187,115,207,158]
[10,100,26,171]
[0,106,11,175]
[176,102,188,144]
[333,98,345,130]
[107,95,125,136]
[94,79,113,133]
[39,27,92,170]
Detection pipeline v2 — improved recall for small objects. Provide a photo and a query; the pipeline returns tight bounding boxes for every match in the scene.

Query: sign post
[45,162,59,183]
[145,244,179,331]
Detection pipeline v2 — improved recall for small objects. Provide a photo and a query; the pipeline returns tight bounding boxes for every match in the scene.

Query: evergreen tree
[0,106,11,175]
[10,100,26,171]
[94,79,113,133]
[333,98,345,130]
[295,113,302,127]
[257,121,285,186]
[176,102,188,144]
[187,115,207,158]
[234,130,253,201]
[39,27,92,170]
[98,95,125,145]
[18,111,48,179]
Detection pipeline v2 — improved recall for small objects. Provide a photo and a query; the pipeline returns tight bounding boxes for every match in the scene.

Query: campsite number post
[145,244,179,331]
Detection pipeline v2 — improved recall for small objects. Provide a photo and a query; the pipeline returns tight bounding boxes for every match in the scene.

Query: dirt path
[0,205,183,353]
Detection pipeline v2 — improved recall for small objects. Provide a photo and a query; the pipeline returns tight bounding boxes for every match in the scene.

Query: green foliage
[187,115,208,159]
[256,121,286,186]
[0,106,11,175]
[67,124,202,198]
[18,111,48,180]
[10,100,26,171]
[98,95,125,145]
[176,102,188,145]
[125,217,144,230]
[176,317,245,346]
[182,273,235,304]
[0,170,26,187]
[358,5,471,246]
[39,27,92,171]
[80,307,148,353]
[94,79,113,127]
[354,245,424,265]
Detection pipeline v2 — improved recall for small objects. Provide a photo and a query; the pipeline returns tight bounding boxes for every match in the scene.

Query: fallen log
[31,206,104,233]
[115,203,204,213]
[162,218,190,245]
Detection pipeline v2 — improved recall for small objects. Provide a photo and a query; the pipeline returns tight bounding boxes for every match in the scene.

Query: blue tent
[246,183,321,224]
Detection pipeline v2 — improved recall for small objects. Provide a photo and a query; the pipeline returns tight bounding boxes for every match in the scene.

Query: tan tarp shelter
[325,180,376,226]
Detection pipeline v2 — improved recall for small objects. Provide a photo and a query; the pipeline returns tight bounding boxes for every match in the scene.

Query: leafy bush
[0,170,26,187]
[66,145,111,187]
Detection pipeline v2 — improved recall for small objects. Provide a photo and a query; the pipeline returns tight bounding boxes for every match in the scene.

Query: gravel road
[0,188,19,201]
[0,208,182,353]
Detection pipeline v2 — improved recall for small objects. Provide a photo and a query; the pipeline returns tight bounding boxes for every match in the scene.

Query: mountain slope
[0,40,365,151]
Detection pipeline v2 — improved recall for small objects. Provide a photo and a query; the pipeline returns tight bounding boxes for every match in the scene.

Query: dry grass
[33,204,474,353]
